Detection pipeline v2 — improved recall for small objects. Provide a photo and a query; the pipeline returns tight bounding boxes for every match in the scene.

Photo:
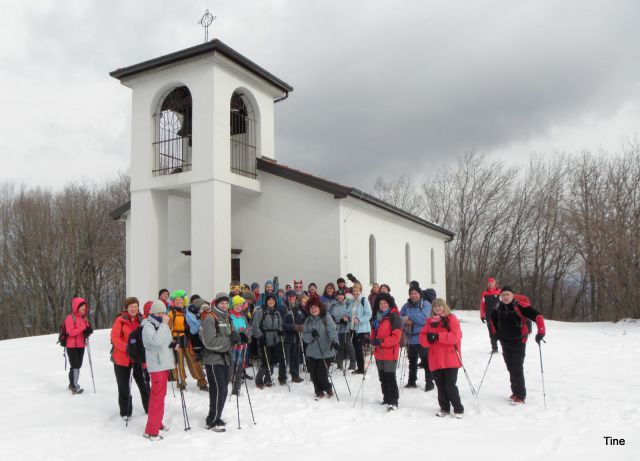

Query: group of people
[60,273,547,441]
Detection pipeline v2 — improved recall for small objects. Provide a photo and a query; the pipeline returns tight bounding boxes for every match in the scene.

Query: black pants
[205,364,229,426]
[501,340,527,399]
[67,347,85,387]
[485,307,498,350]
[336,331,356,369]
[352,332,368,372]
[256,345,286,385]
[284,341,301,378]
[407,343,431,384]
[307,357,332,396]
[114,363,150,417]
[433,368,464,414]
[376,361,399,405]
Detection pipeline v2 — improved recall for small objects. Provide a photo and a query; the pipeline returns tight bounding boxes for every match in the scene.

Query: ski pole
[475,350,495,398]
[315,338,339,401]
[399,346,408,392]
[454,346,476,397]
[173,349,191,431]
[298,332,309,383]
[262,345,274,386]
[86,339,96,393]
[126,371,133,427]
[353,344,375,408]
[538,340,547,410]
[239,346,256,424]
[341,331,352,395]
[279,336,291,392]
[234,349,243,429]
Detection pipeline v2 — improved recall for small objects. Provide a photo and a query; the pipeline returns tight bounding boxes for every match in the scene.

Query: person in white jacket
[142,299,176,441]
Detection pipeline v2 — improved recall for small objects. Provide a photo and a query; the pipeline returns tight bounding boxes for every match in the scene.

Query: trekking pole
[63,348,68,371]
[169,375,176,398]
[241,346,257,425]
[279,337,291,392]
[538,340,547,410]
[341,331,352,395]
[353,346,375,408]
[234,350,243,429]
[262,345,274,386]
[298,332,309,383]
[454,346,476,397]
[126,372,133,427]
[173,349,191,431]
[399,345,408,392]
[86,339,96,393]
[315,338,339,401]
[475,350,495,398]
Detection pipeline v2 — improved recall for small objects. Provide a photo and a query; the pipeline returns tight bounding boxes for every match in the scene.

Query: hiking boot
[159,425,170,432]
[256,383,264,389]
[199,385,209,391]
[69,384,83,395]
[291,376,304,383]
[510,397,525,405]
[424,381,435,392]
[278,378,287,386]
[143,433,163,441]
[387,404,399,412]
[454,412,464,419]
[325,390,334,399]
[435,410,450,417]
[352,370,365,375]
[314,393,325,401]
[404,382,417,389]
[242,371,253,381]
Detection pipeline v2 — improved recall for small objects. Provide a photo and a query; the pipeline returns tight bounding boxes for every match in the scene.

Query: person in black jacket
[490,286,546,405]
[281,291,306,383]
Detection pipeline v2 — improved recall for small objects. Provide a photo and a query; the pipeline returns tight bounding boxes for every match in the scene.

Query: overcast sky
[1,0,639,191]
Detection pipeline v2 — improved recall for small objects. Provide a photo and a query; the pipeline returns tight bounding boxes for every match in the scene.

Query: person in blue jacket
[257,277,283,307]
[350,282,372,374]
[400,284,434,391]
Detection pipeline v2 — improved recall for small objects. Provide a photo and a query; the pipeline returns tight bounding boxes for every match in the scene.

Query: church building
[109,39,454,301]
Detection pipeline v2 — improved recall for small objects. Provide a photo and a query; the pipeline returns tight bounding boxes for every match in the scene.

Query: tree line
[0,175,129,340]
[374,145,640,322]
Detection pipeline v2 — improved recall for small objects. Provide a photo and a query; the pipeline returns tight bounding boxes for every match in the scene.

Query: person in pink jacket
[65,297,93,394]
[419,298,464,418]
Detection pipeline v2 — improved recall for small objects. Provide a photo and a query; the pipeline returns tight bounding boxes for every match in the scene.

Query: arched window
[369,234,377,284]
[405,242,411,284]
[230,91,257,178]
[153,86,192,176]
[430,248,436,284]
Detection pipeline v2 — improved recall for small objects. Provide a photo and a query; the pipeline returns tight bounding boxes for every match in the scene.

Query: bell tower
[110,39,293,299]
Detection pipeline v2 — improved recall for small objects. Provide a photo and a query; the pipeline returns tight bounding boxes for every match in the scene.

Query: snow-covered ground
[0,311,637,461]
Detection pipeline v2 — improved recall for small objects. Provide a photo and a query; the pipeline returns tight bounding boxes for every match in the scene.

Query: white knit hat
[149,299,166,315]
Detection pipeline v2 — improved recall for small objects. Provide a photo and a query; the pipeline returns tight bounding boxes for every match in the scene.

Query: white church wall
[339,197,448,300]
[231,173,341,288]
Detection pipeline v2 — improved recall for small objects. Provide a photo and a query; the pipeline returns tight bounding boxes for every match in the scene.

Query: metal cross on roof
[198,9,216,42]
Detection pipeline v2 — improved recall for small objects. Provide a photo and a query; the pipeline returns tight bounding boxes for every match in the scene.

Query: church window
[405,242,411,284]
[430,248,436,284]
[369,234,377,284]
[153,86,192,176]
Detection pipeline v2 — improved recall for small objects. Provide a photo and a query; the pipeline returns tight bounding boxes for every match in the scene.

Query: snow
[0,311,637,461]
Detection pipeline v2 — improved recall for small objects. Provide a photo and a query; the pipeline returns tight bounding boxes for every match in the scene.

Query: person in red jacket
[370,292,402,411]
[480,277,501,353]
[490,286,546,405]
[64,297,92,394]
[110,297,150,419]
[420,298,464,418]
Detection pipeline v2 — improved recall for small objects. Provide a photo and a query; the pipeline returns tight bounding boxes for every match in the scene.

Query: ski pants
[485,307,498,350]
[407,343,432,384]
[501,340,527,399]
[433,368,464,414]
[376,359,399,405]
[256,345,286,385]
[336,330,356,369]
[67,347,85,388]
[205,364,229,426]
[144,370,168,436]
[114,363,150,417]
[306,356,333,396]
[284,340,302,378]
[352,332,369,373]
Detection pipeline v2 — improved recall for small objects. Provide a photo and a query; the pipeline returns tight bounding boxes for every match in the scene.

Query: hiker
[64,297,92,394]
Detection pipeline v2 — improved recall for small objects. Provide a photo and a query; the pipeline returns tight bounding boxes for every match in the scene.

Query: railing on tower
[153,86,193,176]
[230,92,257,179]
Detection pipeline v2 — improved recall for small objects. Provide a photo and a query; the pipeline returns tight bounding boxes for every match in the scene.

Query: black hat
[501,285,515,294]
[377,292,395,309]
[409,284,422,295]
[337,277,346,284]
[265,294,277,305]
[286,290,297,298]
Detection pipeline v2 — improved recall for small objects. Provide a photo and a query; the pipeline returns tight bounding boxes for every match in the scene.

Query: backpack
[127,322,158,363]
[57,314,76,347]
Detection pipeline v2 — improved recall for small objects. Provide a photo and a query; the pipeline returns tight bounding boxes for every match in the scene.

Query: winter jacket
[281,302,306,344]
[419,314,462,371]
[168,308,187,337]
[352,296,372,334]
[480,287,501,319]
[185,308,201,335]
[229,310,249,334]
[371,309,402,361]
[328,298,353,334]
[490,299,546,343]
[257,279,283,307]
[400,298,432,345]
[302,314,338,360]
[64,297,90,349]
[200,308,234,366]
[110,312,142,367]
[251,306,283,346]
[141,315,175,373]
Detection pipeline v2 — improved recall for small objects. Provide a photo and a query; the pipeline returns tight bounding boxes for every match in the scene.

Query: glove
[427,333,438,344]
[230,331,240,345]
[340,318,347,324]
[331,341,340,351]
[168,340,178,349]
[346,273,357,282]
[273,276,279,285]
[239,332,249,344]
[84,326,93,338]
[311,329,319,338]
[481,317,486,324]
[371,338,382,346]
[187,304,199,315]
[535,333,545,344]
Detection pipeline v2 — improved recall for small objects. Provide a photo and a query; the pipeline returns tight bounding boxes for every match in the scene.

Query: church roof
[110,39,293,94]
[109,159,454,240]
